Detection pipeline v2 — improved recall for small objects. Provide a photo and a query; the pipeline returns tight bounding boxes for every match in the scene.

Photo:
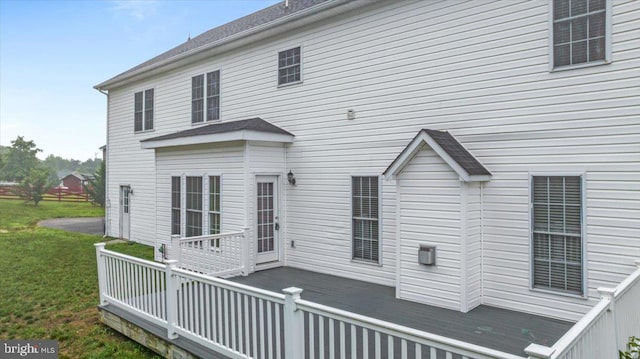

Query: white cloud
[110,0,158,21]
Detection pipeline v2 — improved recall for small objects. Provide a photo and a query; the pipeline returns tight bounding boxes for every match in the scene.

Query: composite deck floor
[230,267,574,357]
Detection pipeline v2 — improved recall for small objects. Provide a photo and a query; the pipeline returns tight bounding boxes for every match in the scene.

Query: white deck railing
[95,243,526,359]
[170,230,248,277]
[526,260,640,359]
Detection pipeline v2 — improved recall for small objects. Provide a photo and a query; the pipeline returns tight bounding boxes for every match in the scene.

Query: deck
[230,267,573,357]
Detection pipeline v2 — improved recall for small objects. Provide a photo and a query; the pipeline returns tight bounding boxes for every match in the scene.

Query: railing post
[165,259,179,340]
[241,227,250,276]
[170,235,181,264]
[524,343,554,359]
[94,243,108,305]
[283,287,304,359]
[598,287,618,354]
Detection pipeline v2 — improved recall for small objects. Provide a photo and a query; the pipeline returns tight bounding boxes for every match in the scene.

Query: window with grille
[553,0,607,67]
[134,89,154,132]
[171,177,181,235]
[278,47,301,85]
[352,176,379,262]
[532,175,583,295]
[209,176,221,235]
[186,176,203,237]
[192,70,220,124]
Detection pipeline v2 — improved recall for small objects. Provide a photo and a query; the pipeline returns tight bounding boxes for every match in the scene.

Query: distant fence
[0,185,90,202]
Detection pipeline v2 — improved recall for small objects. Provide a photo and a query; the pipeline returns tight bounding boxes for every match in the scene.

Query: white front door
[256,176,279,264]
[119,185,131,240]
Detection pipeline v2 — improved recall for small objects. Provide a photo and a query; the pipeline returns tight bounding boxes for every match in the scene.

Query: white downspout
[480,181,485,301]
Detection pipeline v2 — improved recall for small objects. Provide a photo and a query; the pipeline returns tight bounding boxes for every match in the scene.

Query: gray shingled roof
[98,0,331,88]
[384,129,491,178]
[141,118,293,143]
[422,129,491,176]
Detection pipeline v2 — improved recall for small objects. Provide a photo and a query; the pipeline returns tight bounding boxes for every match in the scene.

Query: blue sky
[0,0,279,160]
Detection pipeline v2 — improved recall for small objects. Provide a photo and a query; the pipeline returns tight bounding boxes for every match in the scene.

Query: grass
[0,199,160,358]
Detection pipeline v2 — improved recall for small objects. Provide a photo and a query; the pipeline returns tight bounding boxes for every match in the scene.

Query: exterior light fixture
[287,170,296,186]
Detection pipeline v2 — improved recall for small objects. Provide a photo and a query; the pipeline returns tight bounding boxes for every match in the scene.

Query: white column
[165,259,179,339]
[241,227,250,276]
[598,287,618,354]
[283,287,304,359]
[524,343,554,359]
[94,243,108,305]
[170,235,181,263]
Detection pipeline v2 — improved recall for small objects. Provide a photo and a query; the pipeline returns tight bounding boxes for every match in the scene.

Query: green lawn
[0,199,159,358]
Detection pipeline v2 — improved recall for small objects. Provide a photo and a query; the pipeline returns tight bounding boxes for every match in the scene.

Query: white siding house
[96,0,640,324]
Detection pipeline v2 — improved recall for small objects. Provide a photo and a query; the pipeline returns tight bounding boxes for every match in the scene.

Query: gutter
[94,0,363,91]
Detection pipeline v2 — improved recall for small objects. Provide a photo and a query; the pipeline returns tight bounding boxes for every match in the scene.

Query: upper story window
[192,70,220,124]
[278,47,301,85]
[352,176,380,263]
[531,175,584,296]
[552,0,608,68]
[134,89,154,132]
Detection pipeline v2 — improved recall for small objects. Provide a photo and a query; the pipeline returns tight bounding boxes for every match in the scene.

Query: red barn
[60,172,90,193]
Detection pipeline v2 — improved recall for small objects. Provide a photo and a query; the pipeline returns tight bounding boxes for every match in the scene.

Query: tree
[84,161,105,207]
[0,136,41,182]
[15,165,52,206]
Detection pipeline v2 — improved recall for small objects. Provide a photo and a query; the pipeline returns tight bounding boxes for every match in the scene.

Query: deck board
[229,267,574,356]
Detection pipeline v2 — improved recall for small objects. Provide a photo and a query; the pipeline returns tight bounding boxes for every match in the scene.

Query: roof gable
[140,118,294,149]
[384,129,491,182]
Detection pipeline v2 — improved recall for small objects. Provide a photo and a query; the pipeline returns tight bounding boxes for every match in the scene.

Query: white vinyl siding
[105,0,640,320]
[532,175,584,295]
[352,176,380,263]
[552,0,607,67]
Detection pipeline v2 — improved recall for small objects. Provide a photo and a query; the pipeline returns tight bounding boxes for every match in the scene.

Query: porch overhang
[140,117,294,149]
[384,129,491,182]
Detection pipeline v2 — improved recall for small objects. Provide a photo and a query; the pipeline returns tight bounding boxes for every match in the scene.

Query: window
[134,89,154,132]
[192,70,220,124]
[171,177,181,235]
[185,176,203,237]
[532,175,583,295]
[278,47,301,85]
[209,176,221,235]
[552,0,607,68]
[352,176,379,262]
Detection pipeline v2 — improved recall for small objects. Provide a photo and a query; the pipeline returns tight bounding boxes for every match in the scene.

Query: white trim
[384,131,491,182]
[459,181,468,313]
[141,130,294,149]
[395,177,401,299]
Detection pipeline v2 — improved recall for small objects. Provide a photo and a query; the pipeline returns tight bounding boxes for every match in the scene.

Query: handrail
[178,231,245,243]
[173,267,286,303]
[297,298,525,359]
[614,263,640,299]
[100,247,166,270]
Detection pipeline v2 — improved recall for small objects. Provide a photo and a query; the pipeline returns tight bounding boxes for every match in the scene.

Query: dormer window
[278,47,301,85]
[192,70,220,124]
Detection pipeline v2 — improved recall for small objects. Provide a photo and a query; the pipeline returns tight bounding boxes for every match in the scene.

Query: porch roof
[384,129,491,181]
[140,117,294,149]
[229,267,573,357]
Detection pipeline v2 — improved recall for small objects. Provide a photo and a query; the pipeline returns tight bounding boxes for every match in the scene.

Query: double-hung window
[171,177,181,235]
[172,175,222,238]
[278,47,301,85]
[192,70,220,124]
[185,176,203,237]
[532,175,584,295]
[552,0,608,68]
[352,176,380,263]
[134,89,154,132]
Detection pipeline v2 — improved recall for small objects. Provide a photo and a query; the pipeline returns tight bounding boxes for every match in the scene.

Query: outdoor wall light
[287,170,296,186]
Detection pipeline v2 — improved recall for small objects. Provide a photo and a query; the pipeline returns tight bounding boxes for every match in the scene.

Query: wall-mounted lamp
[129,188,134,195]
[287,170,296,186]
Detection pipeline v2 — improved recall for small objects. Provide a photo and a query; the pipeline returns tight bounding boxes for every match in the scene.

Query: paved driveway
[39,217,105,235]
